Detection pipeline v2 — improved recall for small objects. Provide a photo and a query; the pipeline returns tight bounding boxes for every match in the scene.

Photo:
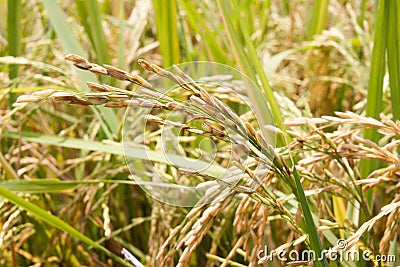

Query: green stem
[360,0,388,216]
[387,0,400,120]
[293,167,329,267]
[306,0,329,40]
[7,0,22,105]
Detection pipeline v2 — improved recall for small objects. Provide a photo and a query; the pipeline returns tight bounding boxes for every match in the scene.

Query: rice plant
[1,0,399,267]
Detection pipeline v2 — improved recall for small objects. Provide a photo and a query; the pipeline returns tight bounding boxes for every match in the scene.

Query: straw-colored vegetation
[1,1,399,267]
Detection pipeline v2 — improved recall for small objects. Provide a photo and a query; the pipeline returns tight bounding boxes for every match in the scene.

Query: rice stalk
[6,0,22,105]
[360,0,389,229]
[387,0,400,120]
[17,53,400,263]
[152,0,180,67]
[306,0,329,40]
[15,54,340,266]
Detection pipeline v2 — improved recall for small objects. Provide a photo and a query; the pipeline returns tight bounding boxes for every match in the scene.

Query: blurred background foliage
[0,0,399,266]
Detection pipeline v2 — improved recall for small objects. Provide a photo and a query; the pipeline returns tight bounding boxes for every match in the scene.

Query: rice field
[0,1,399,267]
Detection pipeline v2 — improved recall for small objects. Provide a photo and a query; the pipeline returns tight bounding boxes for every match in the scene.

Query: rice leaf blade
[7,0,22,79]
[0,185,133,267]
[387,0,400,120]
[3,131,226,177]
[152,0,180,66]
[41,0,118,138]
[306,0,329,40]
[216,0,285,145]
[360,0,388,213]
[293,167,329,267]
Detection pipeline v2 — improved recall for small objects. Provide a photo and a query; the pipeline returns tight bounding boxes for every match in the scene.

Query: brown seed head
[89,64,108,75]
[65,54,87,64]
[103,64,128,80]
[138,59,152,71]
[87,82,108,92]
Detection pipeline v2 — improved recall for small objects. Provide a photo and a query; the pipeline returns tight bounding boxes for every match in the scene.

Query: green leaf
[359,0,388,214]
[7,0,22,79]
[306,0,329,40]
[74,0,110,65]
[41,0,118,139]
[387,0,400,120]
[0,185,133,267]
[293,167,329,267]
[152,0,180,66]
[0,56,66,74]
[0,179,216,194]
[7,0,22,104]
[216,0,285,146]
[178,0,230,63]
[3,131,225,178]
[0,179,82,192]
[0,179,143,193]
[263,49,296,81]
